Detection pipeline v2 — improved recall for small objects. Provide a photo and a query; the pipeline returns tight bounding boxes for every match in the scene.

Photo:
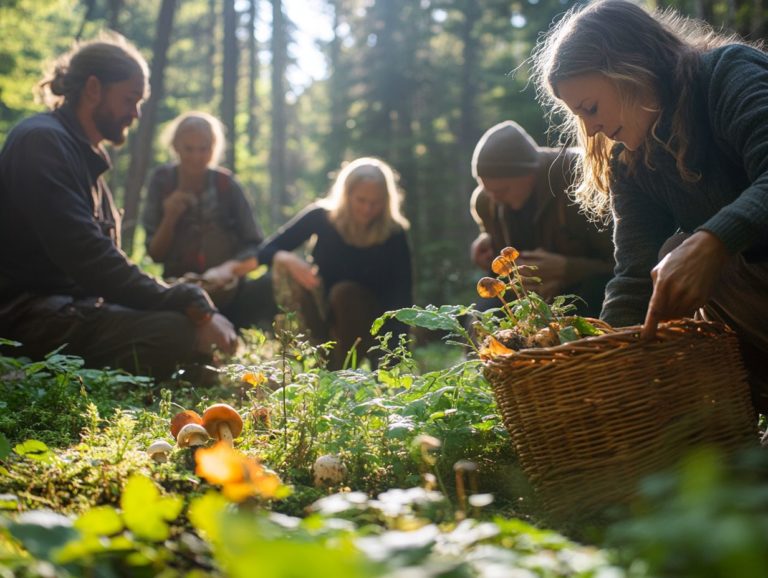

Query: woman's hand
[162,189,196,221]
[642,230,729,339]
[274,250,320,290]
[202,261,239,290]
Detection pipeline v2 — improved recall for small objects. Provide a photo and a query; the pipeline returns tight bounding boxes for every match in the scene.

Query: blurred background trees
[1,0,765,305]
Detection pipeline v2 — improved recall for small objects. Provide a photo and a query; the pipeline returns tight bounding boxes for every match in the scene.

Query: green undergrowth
[1,320,767,577]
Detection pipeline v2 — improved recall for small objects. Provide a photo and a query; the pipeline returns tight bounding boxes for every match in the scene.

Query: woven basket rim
[482,318,733,363]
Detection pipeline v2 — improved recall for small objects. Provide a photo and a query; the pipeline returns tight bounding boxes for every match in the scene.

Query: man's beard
[93,106,132,146]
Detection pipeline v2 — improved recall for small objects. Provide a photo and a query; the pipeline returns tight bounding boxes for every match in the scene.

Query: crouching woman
[258,157,413,369]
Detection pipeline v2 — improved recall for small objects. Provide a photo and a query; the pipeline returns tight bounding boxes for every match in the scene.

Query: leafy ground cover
[2,306,768,577]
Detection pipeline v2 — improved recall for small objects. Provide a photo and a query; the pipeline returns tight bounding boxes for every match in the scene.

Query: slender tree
[221,0,239,169]
[270,0,288,225]
[120,0,178,252]
[322,0,349,174]
[247,0,261,153]
[204,0,218,104]
[107,0,123,31]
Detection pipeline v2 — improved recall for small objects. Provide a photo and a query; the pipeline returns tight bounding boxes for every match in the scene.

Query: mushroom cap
[313,454,347,486]
[177,423,210,448]
[202,403,243,438]
[171,410,203,440]
[453,459,479,473]
[147,440,173,461]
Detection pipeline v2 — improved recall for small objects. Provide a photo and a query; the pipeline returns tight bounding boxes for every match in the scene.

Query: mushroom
[171,410,204,440]
[453,460,479,515]
[147,440,173,463]
[177,423,210,448]
[313,454,347,487]
[202,404,243,447]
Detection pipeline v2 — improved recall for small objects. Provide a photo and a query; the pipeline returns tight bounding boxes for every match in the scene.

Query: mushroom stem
[218,422,234,446]
[455,469,467,516]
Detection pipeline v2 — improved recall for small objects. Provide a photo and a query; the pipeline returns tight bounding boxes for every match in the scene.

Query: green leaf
[571,316,602,337]
[188,491,229,544]
[121,475,183,542]
[557,326,580,344]
[9,510,77,561]
[75,506,123,537]
[14,439,52,462]
[0,493,19,510]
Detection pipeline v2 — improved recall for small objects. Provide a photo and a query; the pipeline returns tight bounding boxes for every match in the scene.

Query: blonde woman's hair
[532,0,744,222]
[160,111,226,168]
[321,157,410,247]
[38,31,149,109]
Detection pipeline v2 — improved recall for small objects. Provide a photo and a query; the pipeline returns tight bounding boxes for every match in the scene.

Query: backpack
[153,164,241,276]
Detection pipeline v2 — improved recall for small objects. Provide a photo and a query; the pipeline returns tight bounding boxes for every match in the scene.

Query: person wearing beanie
[469,120,614,316]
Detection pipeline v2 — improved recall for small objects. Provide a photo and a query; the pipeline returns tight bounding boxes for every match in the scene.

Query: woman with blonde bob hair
[258,157,412,369]
[533,0,768,411]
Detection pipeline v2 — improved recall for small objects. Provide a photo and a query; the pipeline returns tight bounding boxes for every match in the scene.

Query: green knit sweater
[602,44,768,326]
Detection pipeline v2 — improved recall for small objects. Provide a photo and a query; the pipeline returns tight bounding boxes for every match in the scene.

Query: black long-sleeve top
[0,105,213,316]
[258,204,413,311]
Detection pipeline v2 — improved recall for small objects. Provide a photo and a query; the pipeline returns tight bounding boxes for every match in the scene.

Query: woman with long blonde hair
[533,0,768,411]
[258,157,412,369]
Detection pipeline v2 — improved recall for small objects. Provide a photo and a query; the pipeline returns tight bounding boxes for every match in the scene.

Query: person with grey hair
[470,120,614,316]
[142,111,277,330]
[0,35,236,379]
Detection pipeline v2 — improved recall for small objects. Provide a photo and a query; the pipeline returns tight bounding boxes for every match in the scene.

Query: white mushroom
[177,423,210,449]
[313,454,347,487]
[147,440,173,463]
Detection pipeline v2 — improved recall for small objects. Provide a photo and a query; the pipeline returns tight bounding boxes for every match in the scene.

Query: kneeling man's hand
[196,312,238,356]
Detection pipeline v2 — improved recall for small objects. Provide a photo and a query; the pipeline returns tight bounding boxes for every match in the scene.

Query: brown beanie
[471,120,540,179]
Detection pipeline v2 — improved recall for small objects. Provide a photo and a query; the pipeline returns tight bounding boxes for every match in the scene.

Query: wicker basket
[483,319,758,520]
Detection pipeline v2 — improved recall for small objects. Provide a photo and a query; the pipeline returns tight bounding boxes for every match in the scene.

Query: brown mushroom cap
[177,423,210,448]
[171,410,203,440]
[202,404,243,439]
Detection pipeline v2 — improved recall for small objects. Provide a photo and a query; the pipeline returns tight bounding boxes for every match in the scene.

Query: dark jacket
[257,204,413,311]
[0,105,213,325]
[142,164,264,278]
[604,44,768,326]
[471,148,614,287]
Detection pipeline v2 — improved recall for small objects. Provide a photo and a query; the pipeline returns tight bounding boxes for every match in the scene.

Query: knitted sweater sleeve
[600,159,676,327]
[698,45,768,254]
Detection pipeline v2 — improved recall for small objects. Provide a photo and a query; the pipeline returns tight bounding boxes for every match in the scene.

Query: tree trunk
[107,0,123,31]
[270,0,288,226]
[120,0,178,254]
[247,0,261,153]
[221,0,239,170]
[323,0,348,175]
[204,0,218,104]
[457,0,481,250]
